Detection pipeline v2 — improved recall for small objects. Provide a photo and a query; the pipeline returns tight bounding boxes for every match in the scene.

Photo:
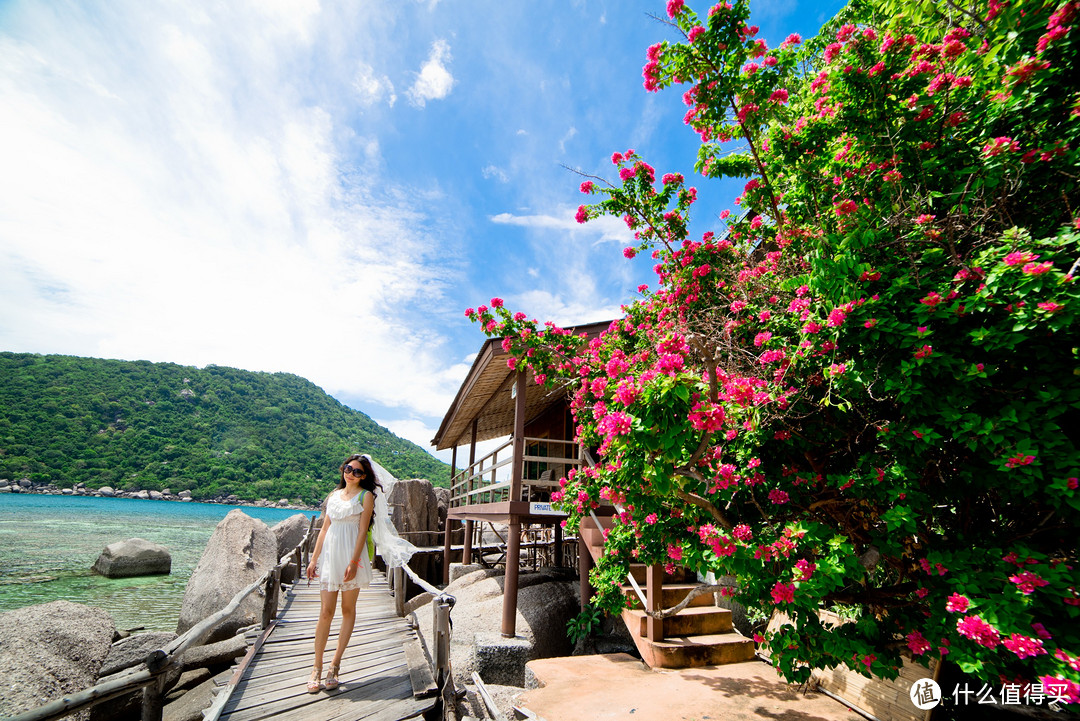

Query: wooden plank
[403,635,437,699]
[215,570,435,721]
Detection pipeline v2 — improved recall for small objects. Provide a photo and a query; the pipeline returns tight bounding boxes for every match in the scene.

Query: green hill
[0,352,450,504]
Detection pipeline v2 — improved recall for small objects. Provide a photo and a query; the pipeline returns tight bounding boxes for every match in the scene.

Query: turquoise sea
[0,494,317,632]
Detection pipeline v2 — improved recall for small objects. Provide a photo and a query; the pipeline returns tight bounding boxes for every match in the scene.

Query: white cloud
[490,208,633,245]
[354,62,397,107]
[407,39,454,108]
[559,126,578,154]
[0,0,465,425]
[482,164,509,182]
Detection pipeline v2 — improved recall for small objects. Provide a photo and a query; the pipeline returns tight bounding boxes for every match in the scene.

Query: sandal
[325,663,340,690]
[306,665,323,693]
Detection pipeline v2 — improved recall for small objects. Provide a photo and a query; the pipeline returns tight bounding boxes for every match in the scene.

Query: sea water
[0,494,317,632]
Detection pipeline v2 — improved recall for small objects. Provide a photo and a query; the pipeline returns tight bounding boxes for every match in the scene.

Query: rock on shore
[175,509,277,644]
[0,601,116,721]
[92,537,172,578]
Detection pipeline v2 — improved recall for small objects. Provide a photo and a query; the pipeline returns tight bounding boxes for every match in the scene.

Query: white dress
[318,488,373,592]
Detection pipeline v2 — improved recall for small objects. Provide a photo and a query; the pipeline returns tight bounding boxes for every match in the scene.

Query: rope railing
[4,523,320,721]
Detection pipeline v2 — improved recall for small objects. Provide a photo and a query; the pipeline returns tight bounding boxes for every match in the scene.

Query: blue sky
[0,0,845,462]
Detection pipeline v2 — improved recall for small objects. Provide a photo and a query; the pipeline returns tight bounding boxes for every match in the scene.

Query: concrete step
[623,583,716,610]
[635,632,757,669]
[623,606,734,638]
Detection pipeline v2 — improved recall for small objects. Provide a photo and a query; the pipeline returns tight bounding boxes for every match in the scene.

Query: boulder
[179,633,248,671]
[388,478,439,547]
[413,567,579,687]
[98,486,115,497]
[149,491,163,501]
[134,490,150,500]
[434,486,450,530]
[175,510,277,644]
[163,669,232,721]
[98,631,177,677]
[0,601,116,720]
[270,513,310,560]
[178,490,192,499]
[0,479,8,488]
[19,478,31,488]
[92,538,172,578]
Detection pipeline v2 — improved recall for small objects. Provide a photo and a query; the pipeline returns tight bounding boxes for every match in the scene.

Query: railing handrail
[450,437,582,506]
[5,522,321,721]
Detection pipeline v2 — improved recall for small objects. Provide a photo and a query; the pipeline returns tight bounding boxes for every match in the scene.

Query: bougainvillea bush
[467,0,1080,700]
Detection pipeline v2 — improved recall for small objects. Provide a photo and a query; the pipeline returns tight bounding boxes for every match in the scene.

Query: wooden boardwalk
[211,570,437,721]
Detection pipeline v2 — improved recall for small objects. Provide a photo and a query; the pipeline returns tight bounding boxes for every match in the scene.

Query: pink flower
[907,630,932,656]
[1004,251,1037,266]
[575,205,588,224]
[829,363,847,375]
[914,214,936,225]
[794,559,815,580]
[914,345,933,359]
[769,489,790,505]
[1004,633,1047,659]
[644,512,658,525]
[827,308,848,326]
[945,593,970,613]
[667,544,683,561]
[1023,261,1053,275]
[580,181,594,193]
[1009,570,1049,594]
[770,88,790,104]
[666,0,685,18]
[688,25,705,43]
[1004,453,1036,469]
[956,615,1000,648]
[983,136,1019,156]
[733,524,753,541]
[1038,301,1064,313]
[623,247,638,259]
[771,582,796,604]
[920,291,942,308]
[754,331,772,347]
[781,33,801,48]
[864,318,877,328]
[1040,676,1080,704]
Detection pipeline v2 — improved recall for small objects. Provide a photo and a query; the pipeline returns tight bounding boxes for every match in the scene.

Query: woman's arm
[306,511,331,580]
[343,491,375,583]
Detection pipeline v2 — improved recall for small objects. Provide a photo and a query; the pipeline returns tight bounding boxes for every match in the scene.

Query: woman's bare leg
[330,587,361,667]
[314,589,339,668]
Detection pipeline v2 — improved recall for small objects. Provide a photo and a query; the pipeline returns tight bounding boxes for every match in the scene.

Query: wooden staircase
[579,513,756,669]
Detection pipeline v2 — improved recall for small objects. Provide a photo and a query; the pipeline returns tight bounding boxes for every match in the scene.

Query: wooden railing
[449,437,581,507]
[7,517,319,721]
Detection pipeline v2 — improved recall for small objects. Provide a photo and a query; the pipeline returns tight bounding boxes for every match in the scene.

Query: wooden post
[450,445,457,495]
[463,520,474,565]
[262,568,280,630]
[501,517,522,637]
[433,599,452,682]
[510,371,526,503]
[394,566,406,617]
[646,564,664,642]
[578,537,594,612]
[140,678,165,721]
[553,521,563,568]
[442,521,453,586]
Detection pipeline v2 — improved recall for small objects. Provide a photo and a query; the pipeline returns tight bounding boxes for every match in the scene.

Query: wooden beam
[501,518,522,638]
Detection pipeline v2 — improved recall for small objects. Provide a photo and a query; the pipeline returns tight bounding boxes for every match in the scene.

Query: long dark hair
[337,454,383,497]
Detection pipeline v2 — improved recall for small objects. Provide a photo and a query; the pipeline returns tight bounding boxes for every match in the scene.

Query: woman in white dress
[304,454,378,692]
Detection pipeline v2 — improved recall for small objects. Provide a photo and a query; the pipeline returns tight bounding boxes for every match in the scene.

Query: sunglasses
[343,465,365,476]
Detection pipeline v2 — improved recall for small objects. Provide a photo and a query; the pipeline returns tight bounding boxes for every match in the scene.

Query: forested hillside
[0,352,449,503]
